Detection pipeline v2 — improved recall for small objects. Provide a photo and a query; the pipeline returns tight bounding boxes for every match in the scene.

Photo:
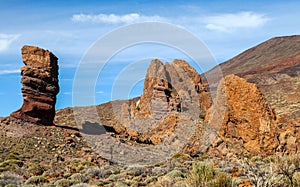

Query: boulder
[206,74,278,156]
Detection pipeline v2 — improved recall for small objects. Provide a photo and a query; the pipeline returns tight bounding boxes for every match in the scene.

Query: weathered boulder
[205,74,279,156]
[10,45,59,125]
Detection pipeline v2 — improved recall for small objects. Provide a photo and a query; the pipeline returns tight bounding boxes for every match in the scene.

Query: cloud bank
[204,12,270,32]
[0,33,20,52]
[71,13,164,24]
[0,69,20,75]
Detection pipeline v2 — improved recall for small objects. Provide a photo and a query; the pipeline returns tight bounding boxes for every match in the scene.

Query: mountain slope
[205,35,300,119]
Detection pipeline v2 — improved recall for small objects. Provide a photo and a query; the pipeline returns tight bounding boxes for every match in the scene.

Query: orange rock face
[10,46,59,125]
[136,59,210,120]
[206,74,279,156]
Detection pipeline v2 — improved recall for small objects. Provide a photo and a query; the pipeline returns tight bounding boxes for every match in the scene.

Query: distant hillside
[205,35,300,119]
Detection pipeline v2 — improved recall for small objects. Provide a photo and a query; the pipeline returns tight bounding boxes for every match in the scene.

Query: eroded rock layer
[10,45,59,125]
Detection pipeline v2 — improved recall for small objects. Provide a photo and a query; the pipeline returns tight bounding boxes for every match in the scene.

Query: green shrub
[171,153,190,159]
[69,173,87,183]
[0,159,24,171]
[166,170,185,178]
[43,184,56,187]
[25,175,49,185]
[54,179,71,187]
[293,172,300,187]
[5,153,21,161]
[28,163,44,175]
[250,156,263,162]
[186,162,234,187]
[263,155,276,163]
[71,183,89,187]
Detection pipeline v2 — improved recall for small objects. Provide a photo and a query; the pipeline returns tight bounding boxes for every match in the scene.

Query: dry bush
[241,158,285,187]
[186,161,234,187]
[274,153,300,187]
[241,153,300,187]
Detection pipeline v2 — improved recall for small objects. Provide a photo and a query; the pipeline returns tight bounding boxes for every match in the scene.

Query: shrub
[293,172,300,187]
[240,154,300,187]
[28,163,45,176]
[241,158,280,187]
[25,175,49,185]
[69,173,88,183]
[0,171,23,186]
[71,183,89,187]
[186,161,234,187]
[274,153,300,187]
[5,153,21,161]
[0,159,23,171]
[84,167,105,178]
[54,179,71,187]
[166,170,185,178]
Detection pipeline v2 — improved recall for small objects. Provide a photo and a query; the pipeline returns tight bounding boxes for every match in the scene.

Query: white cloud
[204,12,270,32]
[0,33,20,52]
[71,13,164,24]
[0,69,20,75]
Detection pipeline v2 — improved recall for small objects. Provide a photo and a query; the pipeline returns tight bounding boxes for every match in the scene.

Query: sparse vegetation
[274,153,300,187]
[25,175,49,185]
[186,161,234,187]
[241,153,300,187]
[1,107,299,186]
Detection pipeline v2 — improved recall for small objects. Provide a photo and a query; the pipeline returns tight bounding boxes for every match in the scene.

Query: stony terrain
[1,117,300,186]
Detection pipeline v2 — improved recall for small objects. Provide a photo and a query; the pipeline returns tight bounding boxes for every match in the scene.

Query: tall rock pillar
[10,45,59,125]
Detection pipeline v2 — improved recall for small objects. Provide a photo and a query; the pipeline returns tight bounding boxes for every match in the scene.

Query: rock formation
[10,45,59,125]
[100,59,211,145]
[205,74,279,156]
[134,59,210,120]
[136,59,180,119]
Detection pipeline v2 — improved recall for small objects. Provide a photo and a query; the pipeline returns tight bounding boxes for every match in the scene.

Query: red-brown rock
[206,74,278,156]
[10,45,59,125]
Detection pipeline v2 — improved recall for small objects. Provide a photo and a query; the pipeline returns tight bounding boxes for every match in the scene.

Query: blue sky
[0,0,299,116]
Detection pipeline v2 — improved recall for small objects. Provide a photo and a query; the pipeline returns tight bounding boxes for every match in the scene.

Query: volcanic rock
[205,74,279,156]
[10,45,59,125]
[97,59,211,145]
[135,59,210,120]
[136,59,180,119]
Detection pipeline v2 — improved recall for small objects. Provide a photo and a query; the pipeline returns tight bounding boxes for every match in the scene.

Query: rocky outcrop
[136,59,180,119]
[100,59,211,145]
[10,45,59,125]
[135,59,210,120]
[205,74,279,156]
